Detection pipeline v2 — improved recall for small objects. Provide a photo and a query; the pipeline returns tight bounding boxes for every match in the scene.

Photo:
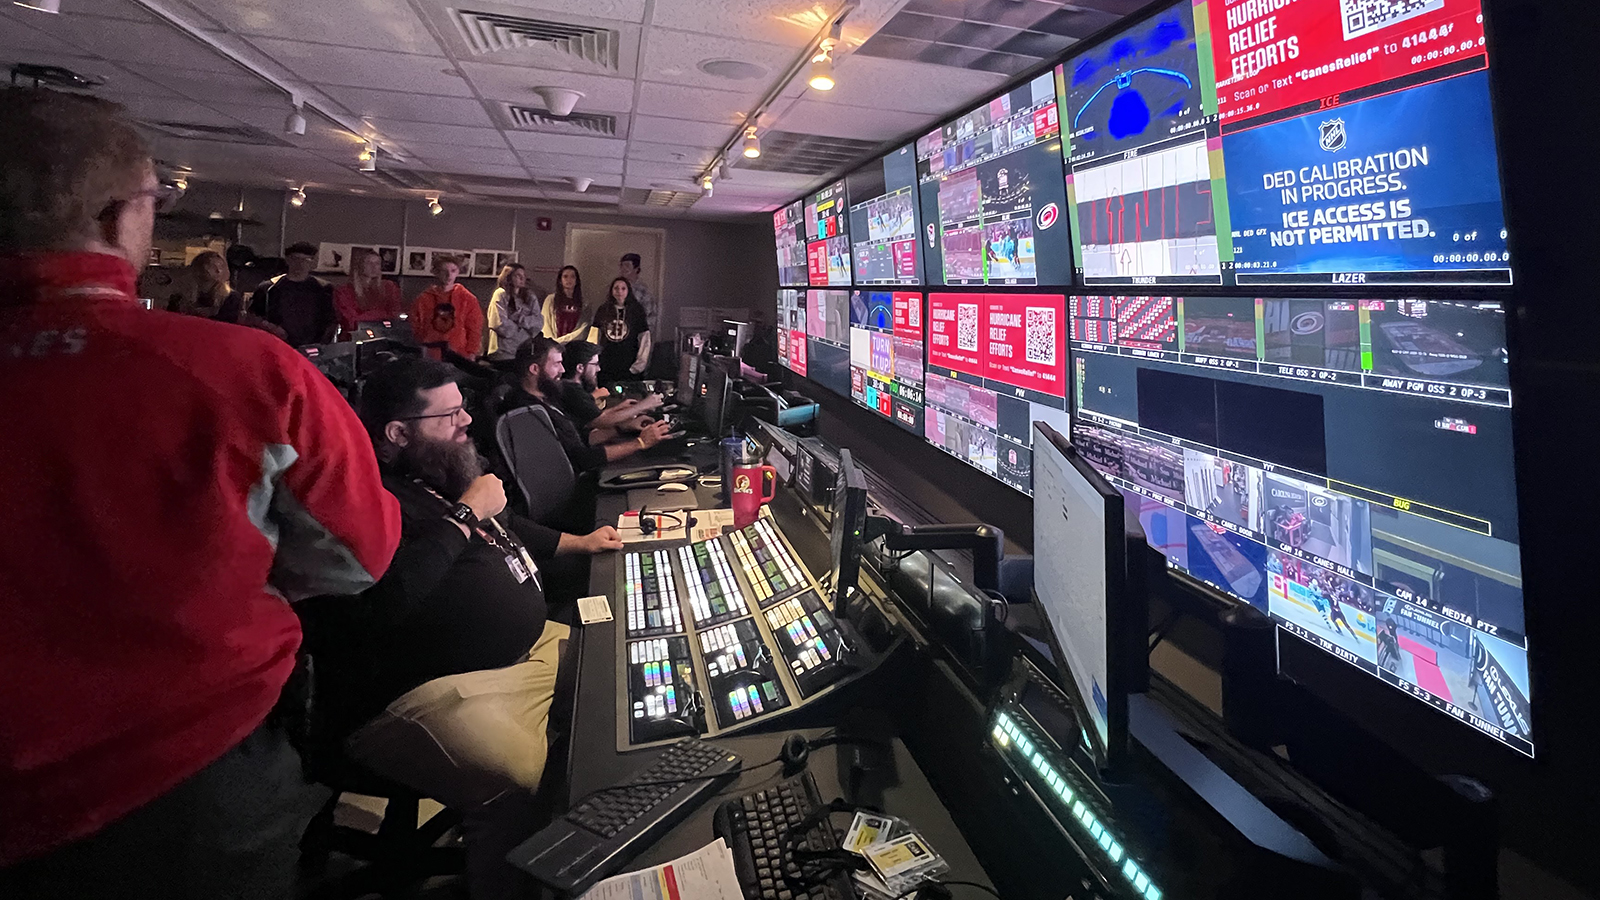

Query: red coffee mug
[730,464,778,528]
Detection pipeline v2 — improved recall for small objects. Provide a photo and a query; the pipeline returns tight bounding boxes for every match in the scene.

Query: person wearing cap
[248,240,337,346]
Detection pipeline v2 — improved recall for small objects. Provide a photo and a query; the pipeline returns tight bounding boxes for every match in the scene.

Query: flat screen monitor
[846,143,924,285]
[1070,295,1531,757]
[828,448,870,614]
[923,292,1073,494]
[773,200,809,286]
[805,180,852,286]
[677,350,702,410]
[1032,422,1143,772]
[700,364,732,438]
[915,71,1072,287]
[1050,0,1510,286]
[777,289,803,373]
[803,288,852,399]
[849,290,925,434]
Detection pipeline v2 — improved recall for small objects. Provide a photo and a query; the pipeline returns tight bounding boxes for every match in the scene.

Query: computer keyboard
[713,772,854,900]
[508,738,742,895]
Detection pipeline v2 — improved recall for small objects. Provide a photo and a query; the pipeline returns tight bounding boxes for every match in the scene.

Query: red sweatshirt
[0,252,401,864]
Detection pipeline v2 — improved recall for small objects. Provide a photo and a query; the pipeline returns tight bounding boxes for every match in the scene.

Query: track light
[807,44,835,91]
[284,105,306,136]
[741,125,761,159]
[700,174,714,197]
[427,197,443,216]
[359,141,377,172]
[13,0,60,13]
[289,187,306,208]
[569,176,592,193]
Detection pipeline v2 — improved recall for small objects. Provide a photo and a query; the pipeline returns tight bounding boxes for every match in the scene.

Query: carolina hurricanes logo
[1037,203,1059,230]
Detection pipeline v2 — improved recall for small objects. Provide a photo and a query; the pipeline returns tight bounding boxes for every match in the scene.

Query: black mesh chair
[495,405,576,526]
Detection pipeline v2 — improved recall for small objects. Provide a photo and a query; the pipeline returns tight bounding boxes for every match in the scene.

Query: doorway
[563,223,666,331]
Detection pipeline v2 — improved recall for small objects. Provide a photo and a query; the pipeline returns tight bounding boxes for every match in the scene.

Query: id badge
[505,553,531,584]
[517,546,542,589]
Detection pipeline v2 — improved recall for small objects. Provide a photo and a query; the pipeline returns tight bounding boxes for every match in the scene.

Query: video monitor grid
[773,201,808,286]
[849,291,926,434]
[1070,294,1530,756]
[848,144,924,285]
[805,181,852,286]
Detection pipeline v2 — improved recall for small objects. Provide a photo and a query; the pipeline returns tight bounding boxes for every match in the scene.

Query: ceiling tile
[435,162,536,179]
[121,96,245,127]
[647,0,832,48]
[408,143,524,167]
[636,82,757,125]
[218,104,365,152]
[638,27,790,91]
[379,122,512,149]
[26,19,242,73]
[503,131,627,158]
[625,141,722,167]
[0,17,90,56]
[458,61,637,114]
[323,87,496,127]
[517,150,627,176]
[244,37,461,92]
[130,65,287,108]
[5,0,153,23]
[630,115,736,146]
[196,0,440,54]
[782,53,1009,115]
[771,99,929,142]
[464,0,651,24]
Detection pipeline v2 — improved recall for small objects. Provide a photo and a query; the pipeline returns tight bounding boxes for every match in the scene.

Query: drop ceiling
[0,0,1150,219]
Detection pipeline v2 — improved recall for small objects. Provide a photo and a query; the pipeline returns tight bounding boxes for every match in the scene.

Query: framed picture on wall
[316,242,352,274]
[404,248,432,276]
[351,245,402,275]
[495,251,518,273]
[473,250,497,279]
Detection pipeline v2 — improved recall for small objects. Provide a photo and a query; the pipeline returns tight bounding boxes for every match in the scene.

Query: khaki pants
[345,621,570,900]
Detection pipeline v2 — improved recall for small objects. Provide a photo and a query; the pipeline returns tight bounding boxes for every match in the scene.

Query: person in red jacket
[0,90,402,899]
[411,255,483,359]
[332,246,404,337]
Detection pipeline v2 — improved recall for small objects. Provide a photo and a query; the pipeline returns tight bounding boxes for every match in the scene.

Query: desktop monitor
[1031,422,1146,774]
[828,448,870,615]
[700,365,732,438]
[677,350,701,410]
[846,143,924,285]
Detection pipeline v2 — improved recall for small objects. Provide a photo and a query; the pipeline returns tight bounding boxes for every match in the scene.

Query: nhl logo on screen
[1319,118,1347,152]
[1037,202,1060,230]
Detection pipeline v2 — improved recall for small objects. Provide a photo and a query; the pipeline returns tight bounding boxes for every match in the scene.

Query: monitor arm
[864,515,1004,594]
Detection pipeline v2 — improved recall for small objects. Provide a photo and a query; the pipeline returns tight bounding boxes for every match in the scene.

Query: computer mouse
[656,482,691,493]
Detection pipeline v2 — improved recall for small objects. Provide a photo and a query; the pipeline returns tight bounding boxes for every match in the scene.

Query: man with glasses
[0,90,402,898]
[343,356,620,900]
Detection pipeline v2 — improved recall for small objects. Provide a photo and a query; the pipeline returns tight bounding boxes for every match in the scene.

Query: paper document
[690,508,738,542]
[578,838,743,900]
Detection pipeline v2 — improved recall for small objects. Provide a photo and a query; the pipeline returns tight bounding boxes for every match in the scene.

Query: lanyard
[414,479,542,589]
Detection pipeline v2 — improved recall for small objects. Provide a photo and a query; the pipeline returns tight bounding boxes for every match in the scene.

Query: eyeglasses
[98,183,182,219]
[398,406,468,424]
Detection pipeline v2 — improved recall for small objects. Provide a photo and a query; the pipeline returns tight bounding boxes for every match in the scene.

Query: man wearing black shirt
[249,241,336,345]
[559,339,663,439]
[341,356,620,900]
[500,337,669,474]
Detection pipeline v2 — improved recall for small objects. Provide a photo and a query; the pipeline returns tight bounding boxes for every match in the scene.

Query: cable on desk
[890,879,1004,900]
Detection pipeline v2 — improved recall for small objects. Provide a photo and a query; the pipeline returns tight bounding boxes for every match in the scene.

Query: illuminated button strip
[727,520,809,608]
[628,638,684,720]
[677,540,748,626]
[698,623,774,720]
[623,550,682,635]
[991,710,1162,900]
[763,596,836,676]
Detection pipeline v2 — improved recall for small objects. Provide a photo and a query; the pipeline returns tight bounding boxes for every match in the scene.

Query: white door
[564,223,666,334]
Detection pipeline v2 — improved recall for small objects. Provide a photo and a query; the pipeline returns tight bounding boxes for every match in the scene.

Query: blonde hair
[0,88,151,253]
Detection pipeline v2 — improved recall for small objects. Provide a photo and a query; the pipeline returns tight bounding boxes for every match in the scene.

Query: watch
[446,502,479,530]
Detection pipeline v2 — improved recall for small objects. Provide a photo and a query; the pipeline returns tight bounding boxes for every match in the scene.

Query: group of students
[167,238,660,386]
[0,88,664,900]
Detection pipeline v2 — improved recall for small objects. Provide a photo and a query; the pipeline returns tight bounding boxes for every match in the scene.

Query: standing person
[411,255,483,360]
[249,241,336,345]
[332,247,404,337]
[0,89,402,899]
[618,253,657,337]
[486,262,542,365]
[591,276,651,384]
[539,264,587,344]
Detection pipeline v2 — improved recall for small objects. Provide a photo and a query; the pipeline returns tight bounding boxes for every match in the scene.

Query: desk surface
[562,463,995,890]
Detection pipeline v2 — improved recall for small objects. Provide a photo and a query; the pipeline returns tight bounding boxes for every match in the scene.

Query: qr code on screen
[1340,0,1443,40]
[956,303,979,352]
[1025,306,1056,366]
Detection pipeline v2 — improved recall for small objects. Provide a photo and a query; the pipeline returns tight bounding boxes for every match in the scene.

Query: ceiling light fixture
[283,96,306,135]
[533,86,584,117]
[359,141,377,172]
[427,196,443,216]
[807,45,835,91]
[13,0,60,13]
[569,176,592,193]
[741,125,761,159]
[701,174,714,197]
[289,186,306,208]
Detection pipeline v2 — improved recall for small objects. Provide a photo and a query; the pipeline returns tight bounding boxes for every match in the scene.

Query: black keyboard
[713,772,854,900]
[508,738,741,895]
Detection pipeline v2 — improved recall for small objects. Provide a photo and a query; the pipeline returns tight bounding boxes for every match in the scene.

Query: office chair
[496,405,577,525]
[299,760,464,900]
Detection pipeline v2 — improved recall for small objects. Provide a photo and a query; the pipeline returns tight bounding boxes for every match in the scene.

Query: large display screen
[1070,295,1531,756]
[849,291,925,433]
[805,288,852,397]
[774,200,808,286]
[847,144,924,285]
[776,289,802,372]
[916,72,1073,287]
[805,180,852,287]
[1051,0,1510,287]
[924,291,1073,494]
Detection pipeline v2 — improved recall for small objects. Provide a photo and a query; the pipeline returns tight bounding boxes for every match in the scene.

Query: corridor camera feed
[805,180,852,286]
[806,289,852,398]
[1071,295,1531,755]
[850,291,925,434]
[774,200,808,286]
[1055,2,1226,285]
[847,144,924,285]
[924,292,1072,494]
[915,72,1073,287]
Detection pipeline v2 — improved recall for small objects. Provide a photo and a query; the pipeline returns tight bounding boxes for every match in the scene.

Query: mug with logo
[730,462,778,528]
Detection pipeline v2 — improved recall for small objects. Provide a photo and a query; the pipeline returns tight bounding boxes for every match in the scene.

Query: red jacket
[410,283,483,359]
[332,279,405,337]
[0,252,401,864]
